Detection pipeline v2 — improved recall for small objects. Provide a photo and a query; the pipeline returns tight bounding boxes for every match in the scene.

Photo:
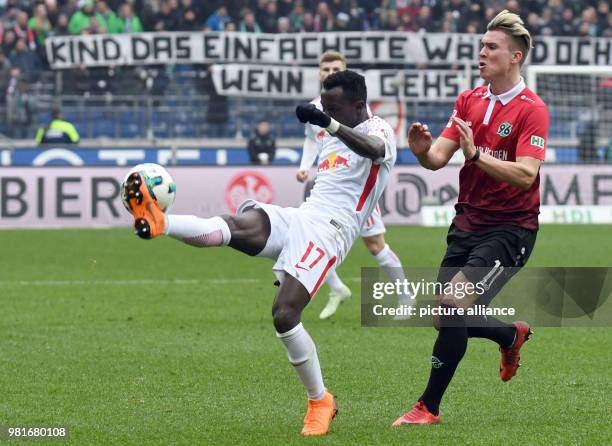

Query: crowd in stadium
[1,0,611,65]
[1,0,610,87]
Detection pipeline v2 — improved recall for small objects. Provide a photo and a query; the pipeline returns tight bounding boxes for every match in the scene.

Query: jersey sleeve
[304,121,317,141]
[367,117,397,165]
[300,136,319,170]
[440,91,468,143]
[516,105,548,160]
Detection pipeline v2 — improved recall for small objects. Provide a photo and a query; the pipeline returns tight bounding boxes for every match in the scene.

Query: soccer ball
[121,163,176,212]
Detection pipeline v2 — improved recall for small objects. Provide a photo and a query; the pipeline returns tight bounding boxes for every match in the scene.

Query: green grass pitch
[1,225,611,445]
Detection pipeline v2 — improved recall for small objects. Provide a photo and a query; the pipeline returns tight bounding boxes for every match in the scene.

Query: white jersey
[301,114,396,246]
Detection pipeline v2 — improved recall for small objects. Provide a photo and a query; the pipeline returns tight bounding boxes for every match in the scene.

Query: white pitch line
[0,276,362,287]
[0,278,256,287]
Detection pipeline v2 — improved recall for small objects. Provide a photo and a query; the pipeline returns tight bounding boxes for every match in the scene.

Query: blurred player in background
[393,10,549,426]
[124,70,397,436]
[297,50,410,320]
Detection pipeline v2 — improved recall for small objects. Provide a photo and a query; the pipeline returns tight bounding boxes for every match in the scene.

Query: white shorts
[236,199,296,260]
[360,204,386,238]
[237,199,349,297]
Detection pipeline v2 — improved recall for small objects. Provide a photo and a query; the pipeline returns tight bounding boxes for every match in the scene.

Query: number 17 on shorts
[284,240,338,298]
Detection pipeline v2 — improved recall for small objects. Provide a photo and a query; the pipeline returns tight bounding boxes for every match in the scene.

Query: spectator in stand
[440,16,453,33]
[415,5,435,32]
[447,0,469,29]
[60,0,79,20]
[51,13,71,36]
[44,0,60,27]
[254,0,269,25]
[28,4,51,48]
[596,1,610,35]
[180,0,201,23]
[334,11,350,31]
[346,1,367,31]
[381,9,400,31]
[602,11,612,37]
[0,50,11,103]
[465,1,485,27]
[2,29,18,55]
[154,0,180,31]
[301,12,315,32]
[204,6,231,31]
[6,67,35,139]
[288,2,305,32]
[526,12,540,35]
[113,3,144,33]
[239,10,261,33]
[14,11,36,49]
[68,0,97,34]
[484,6,497,26]
[177,0,201,31]
[248,120,276,165]
[398,11,416,31]
[260,1,279,33]
[96,1,118,33]
[465,20,480,34]
[505,0,520,15]
[538,7,555,35]
[579,6,598,37]
[551,7,574,35]
[277,0,293,18]
[277,16,290,33]
[314,2,334,32]
[10,38,41,81]
[1,3,20,30]
[547,0,563,19]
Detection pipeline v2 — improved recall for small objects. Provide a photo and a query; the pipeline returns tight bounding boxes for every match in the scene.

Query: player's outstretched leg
[319,269,351,320]
[273,274,337,435]
[124,172,271,256]
[363,235,415,318]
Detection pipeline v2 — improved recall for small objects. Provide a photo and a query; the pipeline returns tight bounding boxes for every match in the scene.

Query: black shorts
[436,223,537,306]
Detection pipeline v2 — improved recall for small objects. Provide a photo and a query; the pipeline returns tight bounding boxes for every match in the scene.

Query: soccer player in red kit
[393,10,549,426]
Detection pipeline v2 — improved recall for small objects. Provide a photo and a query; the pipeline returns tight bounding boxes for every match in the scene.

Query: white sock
[277,323,326,400]
[325,269,346,291]
[374,243,407,285]
[165,215,231,247]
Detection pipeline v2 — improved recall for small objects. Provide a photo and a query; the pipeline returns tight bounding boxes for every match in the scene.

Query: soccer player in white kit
[296,51,409,320]
[123,70,397,436]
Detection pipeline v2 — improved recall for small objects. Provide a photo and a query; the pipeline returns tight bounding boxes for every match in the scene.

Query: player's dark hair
[322,70,367,103]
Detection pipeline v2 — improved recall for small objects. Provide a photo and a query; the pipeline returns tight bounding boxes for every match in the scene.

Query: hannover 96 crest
[497,121,513,137]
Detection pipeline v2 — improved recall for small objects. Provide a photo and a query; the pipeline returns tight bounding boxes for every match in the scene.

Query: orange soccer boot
[123,172,166,239]
[301,391,337,436]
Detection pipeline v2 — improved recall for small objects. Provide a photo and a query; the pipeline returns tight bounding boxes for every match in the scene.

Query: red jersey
[440,79,549,232]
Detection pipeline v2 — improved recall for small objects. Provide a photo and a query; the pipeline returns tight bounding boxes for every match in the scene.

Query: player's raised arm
[296,70,389,162]
[408,122,459,171]
[296,103,385,161]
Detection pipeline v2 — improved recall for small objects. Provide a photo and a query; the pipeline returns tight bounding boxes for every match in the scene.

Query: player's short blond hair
[319,51,347,68]
[487,10,532,66]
